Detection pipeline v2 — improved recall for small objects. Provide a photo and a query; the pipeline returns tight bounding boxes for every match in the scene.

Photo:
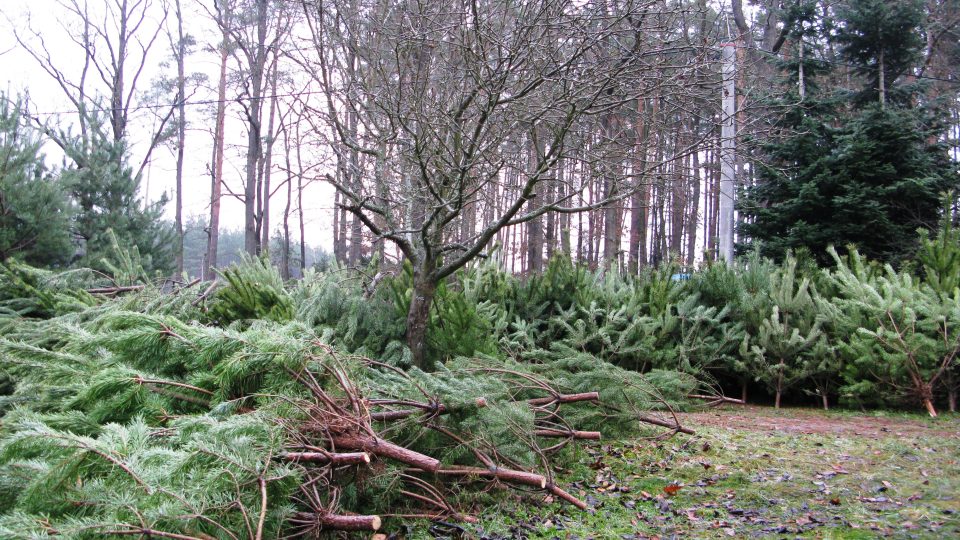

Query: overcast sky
[1,0,337,252]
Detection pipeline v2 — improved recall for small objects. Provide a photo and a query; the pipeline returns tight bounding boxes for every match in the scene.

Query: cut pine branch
[427,465,548,489]
[534,429,602,440]
[687,394,745,406]
[369,397,487,421]
[548,483,588,510]
[637,415,695,435]
[86,285,145,295]
[278,451,371,465]
[329,434,440,472]
[292,512,382,531]
[528,392,600,406]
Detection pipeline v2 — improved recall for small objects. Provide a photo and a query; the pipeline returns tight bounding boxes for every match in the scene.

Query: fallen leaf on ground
[663,484,682,496]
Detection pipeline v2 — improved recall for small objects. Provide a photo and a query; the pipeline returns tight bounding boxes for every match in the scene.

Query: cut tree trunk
[528,392,600,406]
[430,466,547,489]
[637,415,695,435]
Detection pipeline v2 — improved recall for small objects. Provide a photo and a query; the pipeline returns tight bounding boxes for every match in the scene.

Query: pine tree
[916,205,960,411]
[746,254,824,408]
[827,246,960,416]
[0,95,74,266]
[63,113,175,274]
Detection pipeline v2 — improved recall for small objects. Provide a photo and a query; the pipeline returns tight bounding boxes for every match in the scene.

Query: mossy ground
[397,406,960,539]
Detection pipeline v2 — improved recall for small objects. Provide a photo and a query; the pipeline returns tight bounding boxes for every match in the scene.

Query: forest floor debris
[443,407,960,539]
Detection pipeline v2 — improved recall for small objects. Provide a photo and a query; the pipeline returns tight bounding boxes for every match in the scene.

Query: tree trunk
[775,360,784,409]
[281,127,293,280]
[878,48,886,107]
[173,0,186,276]
[741,378,748,404]
[243,0,269,256]
[924,398,938,418]
[948,387,956,414]
[259,60,280,254]
[821,392,829,411]
[602,115,619,269]
[205,4,230,280]
[407,273,437,370]
[686,134,701,265]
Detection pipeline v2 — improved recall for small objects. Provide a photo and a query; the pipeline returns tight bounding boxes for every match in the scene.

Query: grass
[405,407,960,539]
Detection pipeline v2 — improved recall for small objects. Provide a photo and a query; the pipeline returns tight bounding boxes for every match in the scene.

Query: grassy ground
[411,406,960,539]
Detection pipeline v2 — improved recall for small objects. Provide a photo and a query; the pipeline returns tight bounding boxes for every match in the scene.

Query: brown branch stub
[293,512,382,532]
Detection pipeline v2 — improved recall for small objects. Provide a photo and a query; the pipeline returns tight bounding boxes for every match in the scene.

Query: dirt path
[680,405,960,439]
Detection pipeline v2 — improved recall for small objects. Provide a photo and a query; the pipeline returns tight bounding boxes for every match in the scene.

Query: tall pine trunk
[260,61,280,254]
[173,0,186,276]
[205,5,230,280]
[243,0,269,256]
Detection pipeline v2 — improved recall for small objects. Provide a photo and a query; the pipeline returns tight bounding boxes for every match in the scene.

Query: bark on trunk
[205,6,230,280]
[259,61,280,253]
[293,512,381,532]
[924,398,938,418]
[431,466,547,489]
[243,0,269,256]
[279,451,371,465]
[406,276,437,370]
[173,0,186,276]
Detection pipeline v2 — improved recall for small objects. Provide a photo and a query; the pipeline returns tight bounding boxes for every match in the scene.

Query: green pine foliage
[0,260,96,320]
[207,255,295,326]
[826,246,960,415]
[63,112,175,274]
[745,254,825,408]
[0,94,74,267]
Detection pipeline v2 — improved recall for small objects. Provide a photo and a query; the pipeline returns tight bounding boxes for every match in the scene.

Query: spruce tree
[740,0,959,264]
[835,0,925,107]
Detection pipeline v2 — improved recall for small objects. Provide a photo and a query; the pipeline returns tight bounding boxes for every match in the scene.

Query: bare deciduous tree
[297,0,709,368]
